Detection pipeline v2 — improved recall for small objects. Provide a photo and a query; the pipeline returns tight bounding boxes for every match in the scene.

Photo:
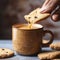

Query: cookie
[24,8,50,23]
[38,51,60,60]
[50,42,60,50]
[0,48,14,58]
[52,59,60,60]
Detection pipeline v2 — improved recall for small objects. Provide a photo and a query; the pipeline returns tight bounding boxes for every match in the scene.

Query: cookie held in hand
[24,8,50,23]
[0,48,14,58]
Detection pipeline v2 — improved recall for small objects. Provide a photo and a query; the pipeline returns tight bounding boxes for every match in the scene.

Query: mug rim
[12,23,43,30]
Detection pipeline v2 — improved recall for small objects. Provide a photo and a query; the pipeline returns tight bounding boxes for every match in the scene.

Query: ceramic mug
[12,24,54,55]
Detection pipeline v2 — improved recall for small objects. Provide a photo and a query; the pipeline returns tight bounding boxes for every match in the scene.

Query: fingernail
[40,9,46,13]
[40,8,44,11]
[40,7,47,13]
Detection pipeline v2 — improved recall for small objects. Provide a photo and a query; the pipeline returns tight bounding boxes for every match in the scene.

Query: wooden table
[0,40,60,60]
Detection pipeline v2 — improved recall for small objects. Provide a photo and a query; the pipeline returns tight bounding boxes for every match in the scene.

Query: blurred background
[0,0,60,40]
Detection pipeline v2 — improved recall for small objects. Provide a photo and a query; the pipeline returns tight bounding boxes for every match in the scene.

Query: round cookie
[0,48,14,58]
[38,51,60,60]
[50,42,60,50]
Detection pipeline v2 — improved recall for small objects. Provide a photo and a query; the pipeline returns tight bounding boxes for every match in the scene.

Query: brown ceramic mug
[12,24,54,55]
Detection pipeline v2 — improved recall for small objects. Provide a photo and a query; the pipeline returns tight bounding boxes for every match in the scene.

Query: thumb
[51,6,60,22]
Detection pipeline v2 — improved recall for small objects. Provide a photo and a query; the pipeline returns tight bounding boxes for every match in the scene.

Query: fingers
[51,7,60,21]
[40,0,59,13]
[40,0,60,22]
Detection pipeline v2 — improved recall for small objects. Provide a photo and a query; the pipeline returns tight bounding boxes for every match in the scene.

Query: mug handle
[42,30,54,47]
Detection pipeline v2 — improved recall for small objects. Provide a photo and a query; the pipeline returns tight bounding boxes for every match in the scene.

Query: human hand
[40,0,60,22]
